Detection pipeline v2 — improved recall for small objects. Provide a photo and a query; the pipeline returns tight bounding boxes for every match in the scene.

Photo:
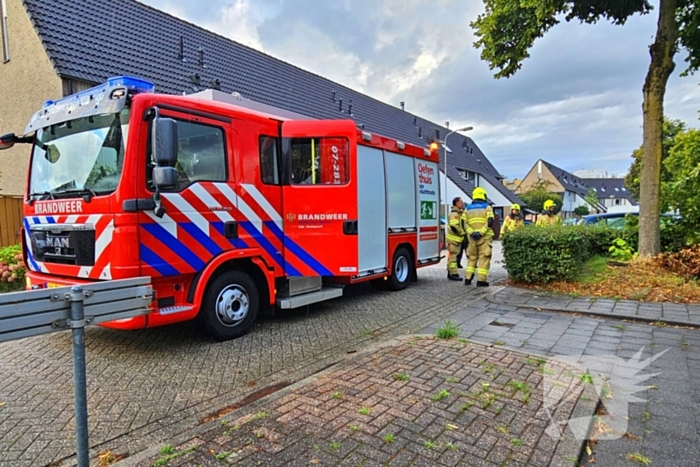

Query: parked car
[581,212,633,229]
[563,218,580,226]
[582,212,678,229]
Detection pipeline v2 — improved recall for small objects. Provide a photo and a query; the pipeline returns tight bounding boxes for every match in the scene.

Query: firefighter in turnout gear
[463,187,494,287]
[501,203,525,238]
[446,197,465,280]
[536,199,562,226]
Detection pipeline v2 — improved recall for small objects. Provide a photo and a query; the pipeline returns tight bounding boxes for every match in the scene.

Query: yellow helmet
[511,203,521,211]
[472,187,487,201]
[544,199,555,210]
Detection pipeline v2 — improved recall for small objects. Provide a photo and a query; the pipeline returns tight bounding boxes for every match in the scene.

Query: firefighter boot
[448,273,461,281]
[476,281,489,287]
[464,277,472,285]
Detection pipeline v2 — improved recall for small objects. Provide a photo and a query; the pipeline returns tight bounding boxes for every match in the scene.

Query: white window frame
[1,0,9,63]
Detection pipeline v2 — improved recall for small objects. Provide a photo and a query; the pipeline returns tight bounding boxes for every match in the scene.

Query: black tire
[387,247,412,291]
[196,270,259,341]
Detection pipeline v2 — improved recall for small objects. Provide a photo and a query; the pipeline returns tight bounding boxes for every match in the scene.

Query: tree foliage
[663,127,700,245]
[624,118,686,202]
[574,205,590,216]
[471,0,654,79]
[584,188,599,210]
[471,0,700,257]
[518,180,563,213]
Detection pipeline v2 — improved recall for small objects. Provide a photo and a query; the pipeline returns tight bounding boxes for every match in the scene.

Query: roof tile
[23,0,520,204]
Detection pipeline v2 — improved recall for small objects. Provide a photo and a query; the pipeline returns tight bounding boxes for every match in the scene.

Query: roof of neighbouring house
[581,178,638,206]
[539,160,593,197]
[23,0,520,205]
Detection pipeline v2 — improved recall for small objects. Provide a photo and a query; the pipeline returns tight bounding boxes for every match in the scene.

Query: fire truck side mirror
[0,133,16,150]
[0,132,34,150]
[153,166,178,189]
[152,118,179,166]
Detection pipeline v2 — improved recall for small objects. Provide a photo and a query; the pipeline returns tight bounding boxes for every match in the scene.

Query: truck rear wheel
[387,247,412,291]
[197,270,259,341]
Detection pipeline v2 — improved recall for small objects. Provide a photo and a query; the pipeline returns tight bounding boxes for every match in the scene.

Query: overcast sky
[139,0,699,180]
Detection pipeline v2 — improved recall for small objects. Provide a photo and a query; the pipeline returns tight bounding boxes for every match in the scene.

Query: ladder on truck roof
[190,89,316,122]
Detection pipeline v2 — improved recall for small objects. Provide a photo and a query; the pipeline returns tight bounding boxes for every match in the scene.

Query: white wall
[439,170,471,211]
[561,192,596,217]
[477,176,512,209]
[601,197,632,208]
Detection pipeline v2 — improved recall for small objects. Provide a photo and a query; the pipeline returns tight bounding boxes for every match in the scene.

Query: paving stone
[0,257,510,467]
[130,338,586,467]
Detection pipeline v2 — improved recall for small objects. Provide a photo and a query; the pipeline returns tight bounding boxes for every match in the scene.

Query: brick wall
[0,0,62,196]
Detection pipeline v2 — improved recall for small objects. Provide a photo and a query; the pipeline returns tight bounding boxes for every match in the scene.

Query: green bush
[580,224,619,256]
[609,238,635,262]
[0,245,26,293]
[502,225,590,284]
[621,215,686,253]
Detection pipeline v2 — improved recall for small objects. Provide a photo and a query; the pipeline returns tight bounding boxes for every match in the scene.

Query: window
[457,169,476,184]
[615,199,621,205]
[147,119,226,191]
[607,217,626,229]
[259,135,279,185]
[290,137,349,185]
[1,0,9,62]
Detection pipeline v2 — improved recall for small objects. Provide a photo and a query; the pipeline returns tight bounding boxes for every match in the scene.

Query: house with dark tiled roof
[516,159,605,217]
[580,178,637,212]
[0,0,519,222]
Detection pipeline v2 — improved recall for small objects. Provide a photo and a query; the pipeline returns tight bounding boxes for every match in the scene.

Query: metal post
[69,286,89,467]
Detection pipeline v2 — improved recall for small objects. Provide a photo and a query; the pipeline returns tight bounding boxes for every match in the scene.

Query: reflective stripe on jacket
[463,201,494,237]
[446,208,465,244]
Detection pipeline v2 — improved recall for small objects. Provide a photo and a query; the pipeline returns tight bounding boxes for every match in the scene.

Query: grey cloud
[138,0,698,177]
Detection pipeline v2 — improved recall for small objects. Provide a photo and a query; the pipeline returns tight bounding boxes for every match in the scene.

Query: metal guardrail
[0,277,153,467]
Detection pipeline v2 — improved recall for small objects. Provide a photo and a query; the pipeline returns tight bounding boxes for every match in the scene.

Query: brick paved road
[0,244,505,467]
[128,337,589,467]
[422,290,700,467]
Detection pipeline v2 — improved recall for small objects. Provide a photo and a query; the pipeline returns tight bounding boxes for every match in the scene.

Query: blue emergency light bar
[27,76,154,134]
[106,76,155,94]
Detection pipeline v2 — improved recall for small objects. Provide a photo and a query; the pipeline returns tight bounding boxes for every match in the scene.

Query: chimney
[400,101,405,111]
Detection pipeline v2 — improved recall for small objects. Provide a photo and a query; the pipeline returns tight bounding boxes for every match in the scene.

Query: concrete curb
[550,380,599,467]
[486,289,700,329]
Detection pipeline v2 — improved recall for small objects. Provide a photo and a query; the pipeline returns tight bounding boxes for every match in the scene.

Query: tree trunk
[639,0,678,257]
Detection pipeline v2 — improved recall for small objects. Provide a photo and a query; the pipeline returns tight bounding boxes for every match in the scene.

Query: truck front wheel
[197,270,259,341]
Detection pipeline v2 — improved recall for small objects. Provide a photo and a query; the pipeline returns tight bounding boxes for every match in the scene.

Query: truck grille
[30,227,96,266]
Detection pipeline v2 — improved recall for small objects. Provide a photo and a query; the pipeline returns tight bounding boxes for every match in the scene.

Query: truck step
[276,286,344,310]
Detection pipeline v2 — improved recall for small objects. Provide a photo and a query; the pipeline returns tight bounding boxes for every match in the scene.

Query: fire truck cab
[0,76,442,341]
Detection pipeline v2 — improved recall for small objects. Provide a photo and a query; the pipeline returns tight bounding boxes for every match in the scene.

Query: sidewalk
[113,281,700,467]
[422,286,700,467]
[118,336,593,467]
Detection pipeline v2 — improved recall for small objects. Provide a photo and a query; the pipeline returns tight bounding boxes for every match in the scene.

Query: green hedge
[501,218,687,285]
[501,225,591,284]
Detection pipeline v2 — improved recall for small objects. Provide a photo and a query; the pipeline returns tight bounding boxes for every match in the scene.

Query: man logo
[286,212,296,223]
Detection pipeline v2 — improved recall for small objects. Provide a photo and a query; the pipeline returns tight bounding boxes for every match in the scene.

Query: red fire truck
[0,76,442,340]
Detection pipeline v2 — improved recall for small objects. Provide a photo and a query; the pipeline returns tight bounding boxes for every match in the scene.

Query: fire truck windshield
[28,109,130,199]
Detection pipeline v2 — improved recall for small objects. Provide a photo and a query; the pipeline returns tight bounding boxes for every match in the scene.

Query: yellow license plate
[47,283,63,289]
